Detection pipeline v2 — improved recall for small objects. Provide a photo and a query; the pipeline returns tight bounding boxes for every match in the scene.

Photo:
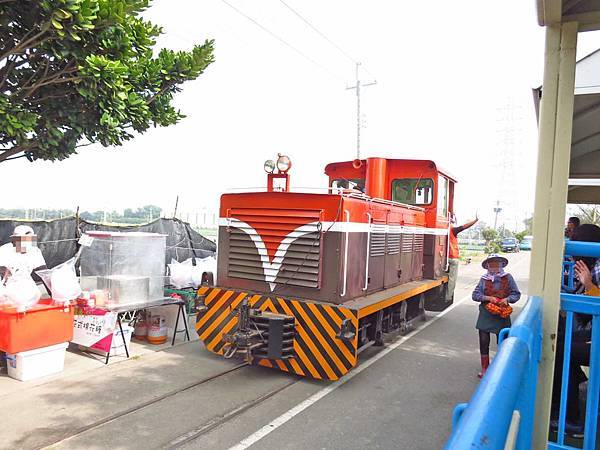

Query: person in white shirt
[0,225,47,372]
[0,225,47,283]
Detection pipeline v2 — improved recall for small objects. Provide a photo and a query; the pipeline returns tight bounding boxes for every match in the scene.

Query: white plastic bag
[190,256,216,288]
[4,271,41,312]
[0,280,8,306]
[36,257,81,304]
[168,259,193,288]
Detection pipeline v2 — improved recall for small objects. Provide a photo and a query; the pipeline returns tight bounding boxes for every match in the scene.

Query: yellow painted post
[529,25,561,296]
[531,21,578,449]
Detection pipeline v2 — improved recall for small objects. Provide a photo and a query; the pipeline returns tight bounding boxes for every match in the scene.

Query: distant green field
[196,228,217,239]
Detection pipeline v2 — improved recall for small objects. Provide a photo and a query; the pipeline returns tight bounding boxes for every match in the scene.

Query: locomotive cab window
[392,178,433,205]
[331,178,365,193]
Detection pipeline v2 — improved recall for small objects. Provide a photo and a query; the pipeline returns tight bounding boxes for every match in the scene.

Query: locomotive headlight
[264,159,276,173]
[276,154,292,173]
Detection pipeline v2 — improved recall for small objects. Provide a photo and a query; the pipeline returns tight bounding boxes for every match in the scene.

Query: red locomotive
[196,156,456,380]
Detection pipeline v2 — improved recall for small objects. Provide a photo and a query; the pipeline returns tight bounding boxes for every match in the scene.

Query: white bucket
[133,321,148,340]
[6,342,68,382]
[147,315,167,345]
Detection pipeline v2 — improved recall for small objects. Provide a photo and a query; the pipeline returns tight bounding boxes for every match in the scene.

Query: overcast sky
[3,0,600,229]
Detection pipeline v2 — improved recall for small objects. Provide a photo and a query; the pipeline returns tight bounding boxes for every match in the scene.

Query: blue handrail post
[451,403,467,430]
[583,315,600,450]
[556,312,573,445]
[498,327,510,347]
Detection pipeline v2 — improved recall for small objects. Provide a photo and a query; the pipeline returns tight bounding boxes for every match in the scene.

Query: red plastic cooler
[0,299,74,353]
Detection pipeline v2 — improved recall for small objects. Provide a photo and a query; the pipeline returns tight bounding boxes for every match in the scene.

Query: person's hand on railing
[574,260,595,291]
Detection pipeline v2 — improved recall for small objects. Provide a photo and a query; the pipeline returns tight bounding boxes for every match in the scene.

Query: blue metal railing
[444,296,543,450]
[550,240,600,450]
[563,258,576,292]
[445,241,600,449]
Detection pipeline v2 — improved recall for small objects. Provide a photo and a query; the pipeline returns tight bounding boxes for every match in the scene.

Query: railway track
[39,362,293,450]
[167,377,300,449]
[44,313,442,450]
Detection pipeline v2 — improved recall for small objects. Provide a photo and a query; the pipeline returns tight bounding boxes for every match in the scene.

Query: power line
[278,0,355,63]
[277,0,376,79]
[218,0,345,82]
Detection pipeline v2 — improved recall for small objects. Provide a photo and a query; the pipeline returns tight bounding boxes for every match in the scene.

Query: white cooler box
[6,342,68,382]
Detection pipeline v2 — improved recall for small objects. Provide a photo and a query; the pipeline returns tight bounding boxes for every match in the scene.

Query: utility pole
[173,195,179,219]
[493,201,502,230]
[346,62,376,159]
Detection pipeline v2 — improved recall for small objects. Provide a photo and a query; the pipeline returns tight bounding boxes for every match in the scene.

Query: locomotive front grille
[226,208,322,288]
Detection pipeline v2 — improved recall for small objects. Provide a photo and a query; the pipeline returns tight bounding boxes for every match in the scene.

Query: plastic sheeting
[0,217,216,269]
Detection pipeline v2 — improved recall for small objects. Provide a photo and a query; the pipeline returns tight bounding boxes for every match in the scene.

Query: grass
[459,245,485,263]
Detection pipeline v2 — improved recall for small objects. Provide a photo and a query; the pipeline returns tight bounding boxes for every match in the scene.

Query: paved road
[4,252,530,450]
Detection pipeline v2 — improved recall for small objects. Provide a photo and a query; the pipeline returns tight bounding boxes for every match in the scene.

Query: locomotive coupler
[222,299,296,361]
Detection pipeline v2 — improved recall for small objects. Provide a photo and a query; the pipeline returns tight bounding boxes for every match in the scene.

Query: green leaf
[56,9,72,19]
[51,18,64,30]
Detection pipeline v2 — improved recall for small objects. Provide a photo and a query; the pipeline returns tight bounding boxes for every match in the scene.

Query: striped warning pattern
[196,287,358,381]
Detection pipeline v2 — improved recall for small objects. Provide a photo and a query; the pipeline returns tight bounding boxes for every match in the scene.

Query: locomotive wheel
[425,284,454,312]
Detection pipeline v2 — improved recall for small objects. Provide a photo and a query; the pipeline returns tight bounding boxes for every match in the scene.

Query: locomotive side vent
[370,222,387,257]
[402,233,414,253]
[387,225,401,255]
[413,233,424,252]
[227,208,322,288]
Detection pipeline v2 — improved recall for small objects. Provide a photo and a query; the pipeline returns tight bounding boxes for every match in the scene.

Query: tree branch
[31,91,72,104]
[21,61,78,99]
[0,24,51,62]
[16,59,50,93]
[0,145,29,163]
[0,55,30,88]
[146,82,175,104]
[0,55,16,90]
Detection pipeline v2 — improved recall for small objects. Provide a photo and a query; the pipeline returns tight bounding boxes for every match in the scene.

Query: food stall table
[75,297,190,364]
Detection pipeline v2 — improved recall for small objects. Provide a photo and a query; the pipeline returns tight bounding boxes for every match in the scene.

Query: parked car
[501,238,519,253]
[520,235,533,251]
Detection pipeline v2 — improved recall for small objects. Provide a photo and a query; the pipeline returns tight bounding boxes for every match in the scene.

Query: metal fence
[550,240,600,450]
[445,240,600,450]
[443,295,543,450]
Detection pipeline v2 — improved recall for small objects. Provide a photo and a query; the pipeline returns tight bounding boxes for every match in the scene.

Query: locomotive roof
[324,158,457,183]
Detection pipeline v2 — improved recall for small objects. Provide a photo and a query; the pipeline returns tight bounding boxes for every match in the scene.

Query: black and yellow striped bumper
[196,286,358,381]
